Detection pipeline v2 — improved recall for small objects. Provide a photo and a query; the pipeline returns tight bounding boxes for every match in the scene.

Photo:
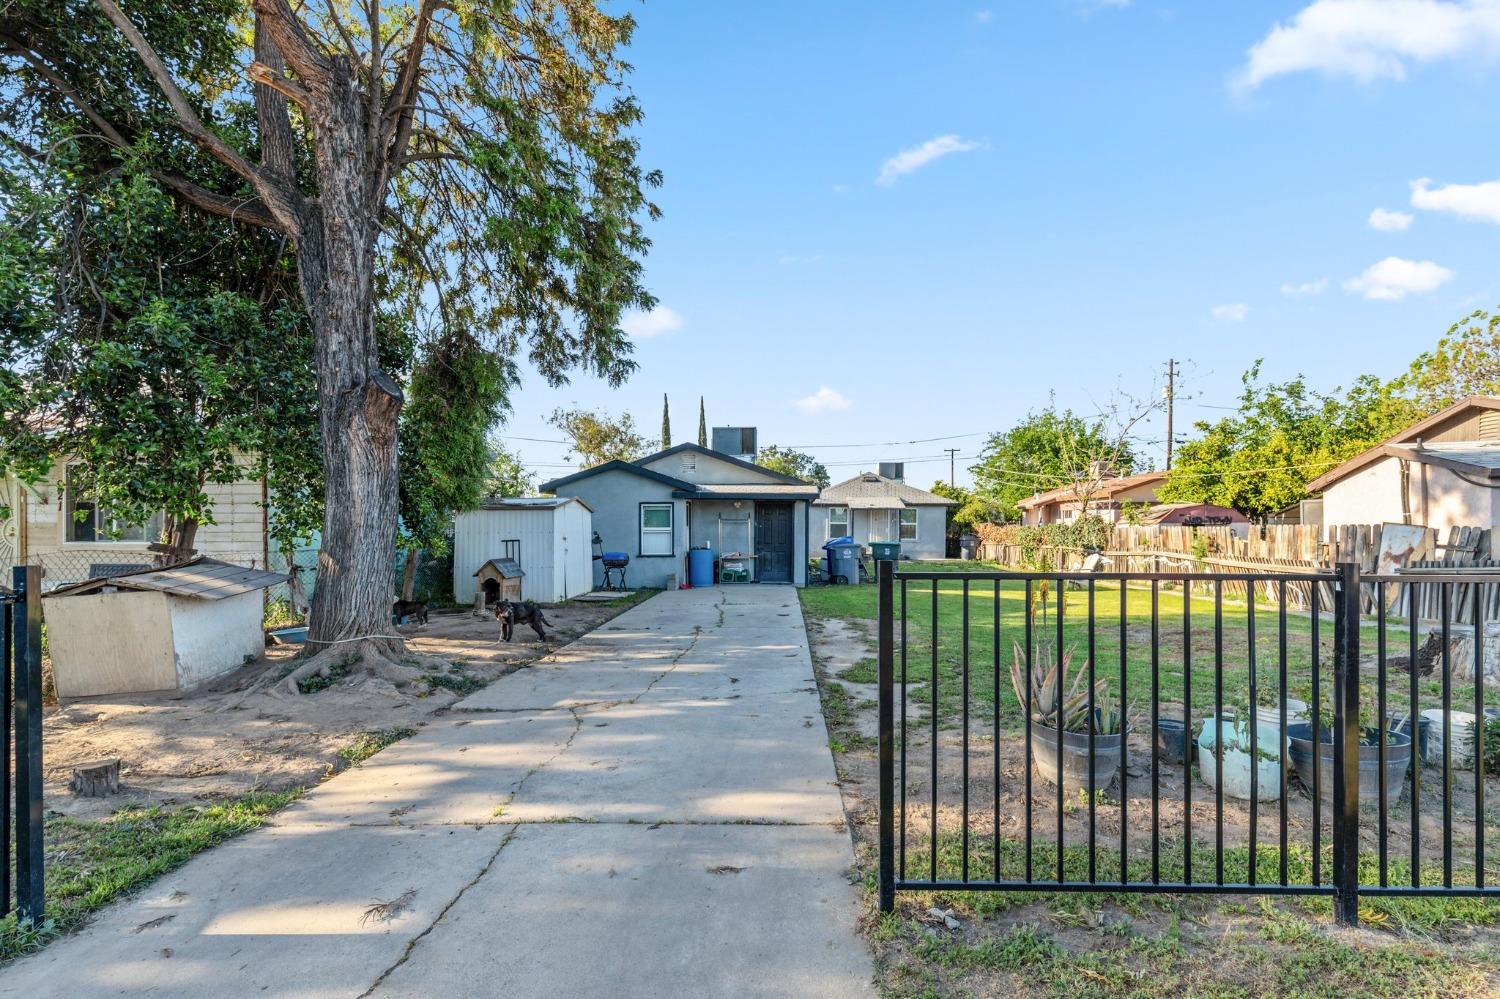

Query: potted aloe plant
[1010,639,1128,792]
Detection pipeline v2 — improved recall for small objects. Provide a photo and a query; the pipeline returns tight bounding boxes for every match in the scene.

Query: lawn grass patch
[0,790,300,963]
[336,726,418,767]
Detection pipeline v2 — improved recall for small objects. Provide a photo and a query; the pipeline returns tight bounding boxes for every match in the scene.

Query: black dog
[392,599,429,626]
[495,599,548,642]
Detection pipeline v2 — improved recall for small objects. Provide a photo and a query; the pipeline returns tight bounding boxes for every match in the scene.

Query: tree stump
[70,758,121,797]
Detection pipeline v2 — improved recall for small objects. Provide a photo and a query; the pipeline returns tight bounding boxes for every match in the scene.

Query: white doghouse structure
[44,558,287,697]
[452,496,593,605]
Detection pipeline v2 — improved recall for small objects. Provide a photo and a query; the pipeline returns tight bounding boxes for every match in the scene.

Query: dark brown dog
[392,599,429,626]
[495,599,548,642]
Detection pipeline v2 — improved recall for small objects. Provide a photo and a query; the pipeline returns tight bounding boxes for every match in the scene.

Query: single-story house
[1306,396,1500,533]
[452,496,593,605]
[810,472,956,560]
[0,456,276,589]
[540,442,820,588]
[1018,470,1168,526]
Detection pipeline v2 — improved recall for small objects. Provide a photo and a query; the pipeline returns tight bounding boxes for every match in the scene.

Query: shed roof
[676,482,820,500]
[1308,439,1500,492]
[1016,471,1167,511]
[1306,396,1500,492]
[813,473,957,507]
[475,495,594,512]
[47,557,287,600]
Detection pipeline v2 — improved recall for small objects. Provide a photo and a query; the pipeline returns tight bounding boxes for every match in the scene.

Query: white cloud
[975,9,993,22]
[621,305,682,338]
[1211,303,1250,322]
[1234,0,1500,91]
[1410,176,1500,223]
[876,134,982,186]
[1367,207,1414,231]
[1343,256,1454,300]
[1281,278,1329,296]
[792,386,852,415]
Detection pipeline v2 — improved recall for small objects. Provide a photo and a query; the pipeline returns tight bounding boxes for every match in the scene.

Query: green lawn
[801,562,1479,731]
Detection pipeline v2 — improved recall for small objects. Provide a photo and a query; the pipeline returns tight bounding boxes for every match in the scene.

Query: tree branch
[379,0,440,192]
[248,59,314,111]
[149,172,281,229]
[252,19,297,182]
[249,0,331,87]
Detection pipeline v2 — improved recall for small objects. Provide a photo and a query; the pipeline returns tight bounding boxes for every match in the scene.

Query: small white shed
[452,497,593,604]
[43,558,287,698]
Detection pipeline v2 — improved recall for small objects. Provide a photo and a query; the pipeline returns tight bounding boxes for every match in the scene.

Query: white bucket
[1420,708,1477,769]
[1198,715,1282,802]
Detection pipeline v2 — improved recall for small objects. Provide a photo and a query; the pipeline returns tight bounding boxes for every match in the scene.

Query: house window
[899,508,918,541]
[640,502,674,556]
[827,506,850,539]
[64,466,163,544]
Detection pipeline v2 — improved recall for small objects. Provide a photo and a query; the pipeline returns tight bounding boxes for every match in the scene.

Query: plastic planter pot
[1285,723,1413,807]
[1197,715,1282,802]
[1030,721,1124,793]
[1155,718,1189,767]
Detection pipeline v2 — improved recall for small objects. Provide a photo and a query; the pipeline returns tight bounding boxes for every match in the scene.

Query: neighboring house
[0,457,273,589]
[1018,470,1168,526]
[451,496,593,605]
[1306,396,1500,533]
[540,442,820,588]
[1139,502,1251,537]
[810,472,956,560]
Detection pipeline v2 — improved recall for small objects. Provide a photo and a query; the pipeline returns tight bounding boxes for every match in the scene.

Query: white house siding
[452,502,594,604]
[547,469,687,590]
[168,590,265,687]
[1320,456,1499,533]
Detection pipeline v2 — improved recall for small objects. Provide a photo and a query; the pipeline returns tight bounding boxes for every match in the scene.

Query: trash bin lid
[823,535,855,549]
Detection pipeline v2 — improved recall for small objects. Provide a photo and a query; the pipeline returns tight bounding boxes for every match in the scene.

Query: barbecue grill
[592,532,630,590]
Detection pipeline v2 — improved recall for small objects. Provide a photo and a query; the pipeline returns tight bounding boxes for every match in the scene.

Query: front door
[754,503,793,583]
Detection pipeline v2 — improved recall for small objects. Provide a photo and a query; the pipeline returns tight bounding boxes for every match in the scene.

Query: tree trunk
[298,57,404,656]
[400,547,420,601]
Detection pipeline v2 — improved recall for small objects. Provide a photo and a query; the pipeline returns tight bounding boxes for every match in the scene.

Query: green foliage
[336,727,417,767]
[0,164,321,551]
[1158,361,1417,519]
[548,406,648,467]
[928,481,1001,534]
[755,445,829,487]
[1398,307,1500,411]
[484,441,533,499]
[660,393,671,449]
[398,331,511,552]
[698,396,707,447]
[971,407,1134,522]
[1009,641,1125,735]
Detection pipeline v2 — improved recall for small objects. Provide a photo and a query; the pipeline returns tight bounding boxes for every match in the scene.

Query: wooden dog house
[473,557,524,608]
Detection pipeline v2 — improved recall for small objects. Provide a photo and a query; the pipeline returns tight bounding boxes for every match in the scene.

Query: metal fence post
[877,558,896,914]
[12,565,44,924]
[1332,561,1361,927]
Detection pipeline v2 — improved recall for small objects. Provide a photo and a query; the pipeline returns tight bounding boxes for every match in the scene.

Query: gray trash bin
[823,537,858,584]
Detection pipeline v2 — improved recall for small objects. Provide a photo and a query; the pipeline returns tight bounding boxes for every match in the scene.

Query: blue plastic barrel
[688,548,715,588]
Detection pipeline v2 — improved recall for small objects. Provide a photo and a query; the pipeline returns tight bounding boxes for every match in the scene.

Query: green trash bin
[870,541,901,562]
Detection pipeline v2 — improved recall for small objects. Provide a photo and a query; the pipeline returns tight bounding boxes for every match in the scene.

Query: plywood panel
[45,589,177,697]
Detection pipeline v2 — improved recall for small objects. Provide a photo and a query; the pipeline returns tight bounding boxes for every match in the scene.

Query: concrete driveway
[2,587,873,997]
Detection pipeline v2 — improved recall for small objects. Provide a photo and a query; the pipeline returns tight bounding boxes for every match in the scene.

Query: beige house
[1307,396,1500,533]
[0,457,271,590]
[1017,470,1168,526]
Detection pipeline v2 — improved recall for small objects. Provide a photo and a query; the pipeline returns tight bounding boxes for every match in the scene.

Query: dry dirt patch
[42,596,645,819]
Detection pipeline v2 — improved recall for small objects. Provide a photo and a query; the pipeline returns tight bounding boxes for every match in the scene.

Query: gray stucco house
[810,472,956,560]
[540,444,820,589]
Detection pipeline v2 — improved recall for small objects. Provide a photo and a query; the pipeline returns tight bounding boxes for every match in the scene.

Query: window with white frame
[827,506,850,539]
[64,466,163,543]
[899,507,918,541]
[640,502,674,556]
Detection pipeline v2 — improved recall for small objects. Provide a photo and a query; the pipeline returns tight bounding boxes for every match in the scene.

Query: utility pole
[1164,358,1178,471]
[944,448,959,487]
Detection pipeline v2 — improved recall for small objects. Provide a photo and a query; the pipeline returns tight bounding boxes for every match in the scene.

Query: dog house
[452,497,593,604]
[473,557,524,608]
[43,558,288,697]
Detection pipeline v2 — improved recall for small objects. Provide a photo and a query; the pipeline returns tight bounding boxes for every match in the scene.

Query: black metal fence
[4,565,44,924]
[876,561,1498,926]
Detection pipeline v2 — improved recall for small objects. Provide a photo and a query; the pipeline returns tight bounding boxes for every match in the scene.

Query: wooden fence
[976,523,1492,624]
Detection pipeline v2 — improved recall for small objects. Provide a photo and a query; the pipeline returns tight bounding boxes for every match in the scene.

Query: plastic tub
[1198,715,1282,802]
[1420,709,1477,769]
[1286,722,1413,806]
[687,548,714,588]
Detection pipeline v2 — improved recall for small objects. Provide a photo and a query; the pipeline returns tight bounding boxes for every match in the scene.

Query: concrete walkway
[2,587,873,997]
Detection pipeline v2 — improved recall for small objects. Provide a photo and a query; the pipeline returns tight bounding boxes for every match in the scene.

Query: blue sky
[499,0,1500,489]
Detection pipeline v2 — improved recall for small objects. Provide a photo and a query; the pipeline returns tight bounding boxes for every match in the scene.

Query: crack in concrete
[357,823,522,998]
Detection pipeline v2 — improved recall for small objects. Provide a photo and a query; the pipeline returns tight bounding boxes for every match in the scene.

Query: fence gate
[876,560,1498,926]
[4,565,44,924]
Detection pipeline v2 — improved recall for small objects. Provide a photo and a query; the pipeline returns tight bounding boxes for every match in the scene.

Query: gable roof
[46,557,287,600]
[539,442,815,495]
[475,495,594,512]
[1306,396,1500,492]
[643,443,814,485]
[814,473,957,507]
[1016,471,1167,511]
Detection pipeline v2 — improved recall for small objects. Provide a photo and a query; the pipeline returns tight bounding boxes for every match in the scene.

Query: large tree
[2,0,657,664]
[548,406,648,468]
[1398,307,1500,412]
[970,406,1139,522]
[755,445,829,487]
